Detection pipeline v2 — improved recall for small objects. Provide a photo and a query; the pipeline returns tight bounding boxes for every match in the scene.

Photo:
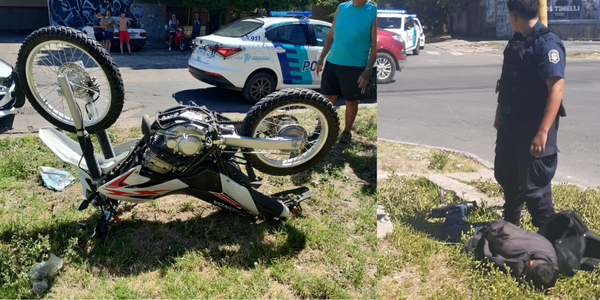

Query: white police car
[377,10,424,55]
[188,12,332,103]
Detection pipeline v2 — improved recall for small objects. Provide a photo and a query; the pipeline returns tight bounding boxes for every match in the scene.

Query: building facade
[452,0,600,39]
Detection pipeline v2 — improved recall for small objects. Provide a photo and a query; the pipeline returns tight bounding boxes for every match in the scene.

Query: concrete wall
[0,7,50,31]
[549,22,600,39]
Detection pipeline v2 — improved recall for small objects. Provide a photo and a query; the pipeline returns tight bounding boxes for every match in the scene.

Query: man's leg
[344,100,359,134]
[494,117,524,226]
[169,34,173,49]
[120,40,123,54]
[127,42,131,54]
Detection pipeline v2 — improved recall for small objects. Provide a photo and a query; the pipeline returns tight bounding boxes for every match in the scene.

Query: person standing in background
[92,11,105,46]
[315,0,377,145]
[102,11,115,51]
[168,14,179,51]
[191,12,202,40]
[116,12,132,55]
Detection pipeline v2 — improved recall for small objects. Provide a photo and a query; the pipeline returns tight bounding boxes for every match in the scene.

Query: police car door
[404,17,417,50]
[308,23,331,87]
[265,23,314,87]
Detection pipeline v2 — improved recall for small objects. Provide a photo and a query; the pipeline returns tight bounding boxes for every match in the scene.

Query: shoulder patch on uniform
[548,49,560,64]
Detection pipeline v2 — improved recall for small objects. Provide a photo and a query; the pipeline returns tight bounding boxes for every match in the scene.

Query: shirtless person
[116,12,132,55]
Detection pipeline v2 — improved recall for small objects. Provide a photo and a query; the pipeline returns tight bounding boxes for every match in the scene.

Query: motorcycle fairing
[97,165,189,202]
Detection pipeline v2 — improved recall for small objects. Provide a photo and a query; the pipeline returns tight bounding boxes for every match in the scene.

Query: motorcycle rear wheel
[16,26,124,133]
[240,88,340,176]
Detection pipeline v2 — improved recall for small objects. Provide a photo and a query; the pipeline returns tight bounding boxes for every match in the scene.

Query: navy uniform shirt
[508,20,566,116]
[510,21,565,82]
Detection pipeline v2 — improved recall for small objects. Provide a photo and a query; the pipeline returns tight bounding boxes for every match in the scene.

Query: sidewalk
[429,38,600,58]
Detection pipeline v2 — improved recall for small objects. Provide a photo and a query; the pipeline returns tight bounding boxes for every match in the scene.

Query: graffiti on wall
[133,3,165,38]
[48,0,166,39]
[486,0,495,23]
[48,0,140,29]
[496,0,512,37]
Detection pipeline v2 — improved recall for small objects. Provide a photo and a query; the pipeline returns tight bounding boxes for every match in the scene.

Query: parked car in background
[188,12,332,103]
[377,10,421,55]
[376,28,406,84]
[82,17,147,50]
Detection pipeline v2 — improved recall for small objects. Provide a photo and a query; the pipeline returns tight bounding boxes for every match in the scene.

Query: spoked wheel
[377,52,395,84]
[16,26,124,133]
[241,88,340,176]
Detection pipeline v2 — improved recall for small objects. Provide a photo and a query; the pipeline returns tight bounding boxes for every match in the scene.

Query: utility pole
[539,0,548,26]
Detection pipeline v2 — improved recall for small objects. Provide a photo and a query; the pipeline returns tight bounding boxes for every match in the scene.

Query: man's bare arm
[320,6,338,61]
[530,77,564,156]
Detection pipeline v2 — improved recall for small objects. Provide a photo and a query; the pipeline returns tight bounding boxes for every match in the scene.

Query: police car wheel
[413,40,420,55]
[376,52,395,84]
[243,72,275,104]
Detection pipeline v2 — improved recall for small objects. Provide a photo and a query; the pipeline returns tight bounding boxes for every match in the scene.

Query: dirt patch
[378,141,482,176]
[378,253,467,299]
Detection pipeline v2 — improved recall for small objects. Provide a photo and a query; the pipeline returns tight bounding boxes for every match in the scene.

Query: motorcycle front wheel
[240,88,340,176]
[16,26,124,133]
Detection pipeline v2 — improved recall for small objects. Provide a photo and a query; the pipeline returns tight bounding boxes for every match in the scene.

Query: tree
[379,0,471,35]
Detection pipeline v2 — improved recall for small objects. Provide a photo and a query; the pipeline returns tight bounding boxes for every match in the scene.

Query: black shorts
[191,32,200,40]
[321,62,365,101]
[94,32,104,41]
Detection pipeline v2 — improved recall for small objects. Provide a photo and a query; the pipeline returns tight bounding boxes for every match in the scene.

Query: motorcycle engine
[143,110,216,174]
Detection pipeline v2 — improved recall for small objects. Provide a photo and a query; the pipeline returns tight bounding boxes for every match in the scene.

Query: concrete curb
[378,138,495,169]
[377,138,592,189]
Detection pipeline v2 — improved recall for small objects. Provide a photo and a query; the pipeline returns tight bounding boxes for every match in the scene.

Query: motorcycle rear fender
[38,127,138,174]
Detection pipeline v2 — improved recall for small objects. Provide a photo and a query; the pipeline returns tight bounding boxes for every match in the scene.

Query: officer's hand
[358,69,371,88]
[316,59,324,77]
[530,130,548,157]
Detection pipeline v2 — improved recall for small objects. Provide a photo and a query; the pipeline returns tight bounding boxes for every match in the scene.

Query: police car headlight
[392,35,402,42]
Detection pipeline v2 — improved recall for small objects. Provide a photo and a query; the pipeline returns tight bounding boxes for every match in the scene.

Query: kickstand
[92,210,111,244]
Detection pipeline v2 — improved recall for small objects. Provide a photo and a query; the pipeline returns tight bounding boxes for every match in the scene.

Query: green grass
[378,174,600,299]
[470,178,504,198]
[0,107,377,299]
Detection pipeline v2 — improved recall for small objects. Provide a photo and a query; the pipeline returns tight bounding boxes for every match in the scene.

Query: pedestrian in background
[102,11,115,51]
[116,12,132,55]
[191,12,202,40]
[494,0,566,228]
[92,11,104,46]
[316,0,377,145]
[168,14,179,51]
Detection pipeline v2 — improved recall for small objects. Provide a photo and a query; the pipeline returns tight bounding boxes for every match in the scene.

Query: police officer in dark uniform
[494,0,567,228]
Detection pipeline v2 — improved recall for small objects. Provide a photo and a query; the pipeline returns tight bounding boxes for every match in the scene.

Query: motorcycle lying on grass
[0,58,26,119]
[15,26,339,242]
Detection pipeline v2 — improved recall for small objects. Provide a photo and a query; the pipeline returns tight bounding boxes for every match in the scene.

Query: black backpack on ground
[538,210,600,276]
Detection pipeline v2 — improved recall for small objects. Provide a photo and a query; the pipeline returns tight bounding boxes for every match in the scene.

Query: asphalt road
[0,35,374,134]
[378,45,600,188]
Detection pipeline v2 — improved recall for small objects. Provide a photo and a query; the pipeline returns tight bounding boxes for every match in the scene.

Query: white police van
[188,12,332,103]
[377,10,424,55]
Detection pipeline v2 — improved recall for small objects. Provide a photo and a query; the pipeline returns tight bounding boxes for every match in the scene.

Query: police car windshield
[213,19,263,37]
[377,17,402,29]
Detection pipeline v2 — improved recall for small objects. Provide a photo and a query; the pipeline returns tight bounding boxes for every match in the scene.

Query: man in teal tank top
[316,0,377,145]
